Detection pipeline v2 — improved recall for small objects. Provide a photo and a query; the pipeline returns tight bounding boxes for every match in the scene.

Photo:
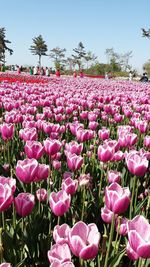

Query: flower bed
[0,75,149,266]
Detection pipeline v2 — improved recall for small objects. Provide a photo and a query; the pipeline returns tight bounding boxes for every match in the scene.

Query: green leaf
[108,248,126,267]
[134,196,148,216]
[145,258,150,267]
[16,257,27,267]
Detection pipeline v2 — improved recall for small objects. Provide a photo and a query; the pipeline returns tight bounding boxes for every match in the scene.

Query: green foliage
[49,47,66,68]
[29,35,48,66]
[72,41,86,70]
[143,61,150,76]
[0,27,13,63]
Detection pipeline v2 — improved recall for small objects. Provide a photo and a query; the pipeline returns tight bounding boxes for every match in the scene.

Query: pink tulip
[107,170,121,183]
[65,141,83,155]
[137,120,148,134]
[127,215,150,259]
[69,221,100,260]
[125,152,148,177]
[53,223,71,244]
[105,182,130,214]
[24,141,44,159]
[69,122,84,136]
[34,163,50,182]
[112,151,124,161]
[88,121,99,130]
[50,262,75,267]
[62,177,78,195]
[0,176,16,194]
[47,243,72,264]
[80,111,88,120]
[36,188,47,202]
[14,193,35,217]
[78,173,92,187]
[98,128,110,140]
[0,183,13,212]
[76,129,94,142]
[16,158,38,183]
[114,114,124,123]
[101,206,115,223]
[144,135,150,149]
[19,127,37,141]
[44,138,62,156]
[52,160,61,171]
[97,144,114,162]
[88,112,98,121]
[63,171,72,180]
[116,217,128,236]
[66,153,83,172]
[49,190,71,216]
[0,123,14,141]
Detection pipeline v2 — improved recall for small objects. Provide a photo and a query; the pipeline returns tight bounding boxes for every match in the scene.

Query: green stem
[2,212,5,230]
[98,168,103,200]
[0,228,3,264]
[114,216,121,255]
[104,213,115,267]
[129,175,136,219]
[57,216,60,225]
[21,218,24,260]
[81,186,86,221]
[7,141,10,166]
[138,258,142,267]
[145,195,150,218]
[13,203,16,229]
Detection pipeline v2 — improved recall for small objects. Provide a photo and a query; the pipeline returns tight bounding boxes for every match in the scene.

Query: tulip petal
[126,242,139,261]
[128,230,144,253]
[137,243,150,258]
[79,244,98,260]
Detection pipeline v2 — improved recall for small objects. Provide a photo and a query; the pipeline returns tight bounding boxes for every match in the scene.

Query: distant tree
[0,27,13,63]
[84,51,97,68]
[141,28,150,38]
[66,57,76,72]
[49,47,66,69]
[29,35,48,67]
[72,42,86,70]
[105,48,132,72]
[143,61,150,76]
[119,51,132,71]
[105,48,121,72]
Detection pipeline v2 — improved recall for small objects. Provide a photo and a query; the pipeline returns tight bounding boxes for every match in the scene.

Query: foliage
[29,35,48,67]
[49,47,66,70]
[105,48,132,72]
[143,61,150,76]
[0,27,13,63]
[72,41,86,70]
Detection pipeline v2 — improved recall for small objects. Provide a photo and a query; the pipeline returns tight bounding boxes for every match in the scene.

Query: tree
[141,28,150,38]
[66,57,76,72]
[84,51,97,68]
[72,42,86,70]
[105,48,121,72]
[105,48,132,72]
[0,27,13,63]
[119,51,132,71]
[143,61,150,76]
[29,35,48,67]
[49,47,66,69]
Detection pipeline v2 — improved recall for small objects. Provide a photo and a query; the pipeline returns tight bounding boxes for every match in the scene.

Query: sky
[1,0,150,73]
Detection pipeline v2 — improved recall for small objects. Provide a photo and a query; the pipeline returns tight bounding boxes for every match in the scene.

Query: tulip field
[0,73,149,267]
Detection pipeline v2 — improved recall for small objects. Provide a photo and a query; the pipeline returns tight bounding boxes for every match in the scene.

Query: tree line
[0,27,136,75]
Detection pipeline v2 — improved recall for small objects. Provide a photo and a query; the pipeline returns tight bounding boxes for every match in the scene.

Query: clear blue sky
[1,0,150,72]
